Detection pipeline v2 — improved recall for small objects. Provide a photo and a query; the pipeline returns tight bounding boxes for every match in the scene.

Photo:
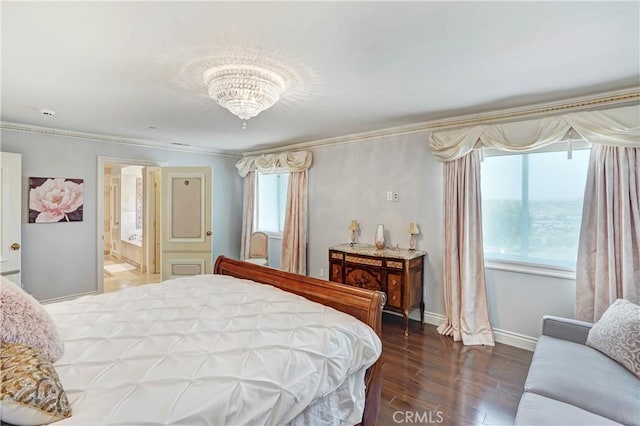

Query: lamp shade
[348,220,359,231]
[408,222,420,235]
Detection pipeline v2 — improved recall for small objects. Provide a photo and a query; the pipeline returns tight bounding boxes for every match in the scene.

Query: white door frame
[0,152,22,285]
[96,157,167,294]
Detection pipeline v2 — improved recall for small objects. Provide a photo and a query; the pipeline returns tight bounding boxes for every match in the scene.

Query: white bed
[44,272,382,425]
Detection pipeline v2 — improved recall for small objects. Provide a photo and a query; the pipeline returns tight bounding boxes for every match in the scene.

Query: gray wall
[307,131,575,341]
[1,129,242,301]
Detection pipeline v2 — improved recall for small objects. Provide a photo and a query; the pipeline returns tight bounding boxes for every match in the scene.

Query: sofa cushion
[587,298,640,378]
[515,392,623,426]
[525,335,640,426]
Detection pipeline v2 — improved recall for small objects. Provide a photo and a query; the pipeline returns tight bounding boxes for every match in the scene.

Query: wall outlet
[319,268,324,277]
[393,192,399,202]
[386,191,393,201]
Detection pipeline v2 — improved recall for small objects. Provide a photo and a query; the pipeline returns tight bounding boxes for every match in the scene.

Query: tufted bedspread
[44,274,382,425]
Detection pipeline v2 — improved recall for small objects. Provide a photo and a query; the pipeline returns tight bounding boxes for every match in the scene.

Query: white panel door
[0,152,22,285]
[160,167,212,280]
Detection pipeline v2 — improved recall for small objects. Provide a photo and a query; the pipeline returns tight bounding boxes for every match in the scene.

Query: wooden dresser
[329,244,426,336]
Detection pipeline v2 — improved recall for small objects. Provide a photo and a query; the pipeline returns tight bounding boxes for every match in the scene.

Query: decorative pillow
[0,342,72,425]
[586,298,640,378]
[0,277,63,362]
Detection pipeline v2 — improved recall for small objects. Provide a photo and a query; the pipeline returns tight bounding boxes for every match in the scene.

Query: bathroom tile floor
[103,256,161,293]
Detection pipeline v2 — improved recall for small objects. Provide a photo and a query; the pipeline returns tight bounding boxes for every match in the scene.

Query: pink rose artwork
[29,177,84,223]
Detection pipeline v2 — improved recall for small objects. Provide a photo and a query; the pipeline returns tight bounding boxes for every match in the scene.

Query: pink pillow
[0,277,64,362]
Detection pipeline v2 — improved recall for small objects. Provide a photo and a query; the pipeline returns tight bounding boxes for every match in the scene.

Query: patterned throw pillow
[0,277,64,362]
[0,342,72,425]
[586,299,640,378]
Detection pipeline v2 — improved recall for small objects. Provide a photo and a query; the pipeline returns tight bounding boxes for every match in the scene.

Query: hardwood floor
[377,314,533,426]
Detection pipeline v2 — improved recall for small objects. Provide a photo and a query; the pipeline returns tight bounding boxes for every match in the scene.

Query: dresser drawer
[387,272,402,308]
[345,266,383,291]
[330,263,343,283]
[386,259,404,270]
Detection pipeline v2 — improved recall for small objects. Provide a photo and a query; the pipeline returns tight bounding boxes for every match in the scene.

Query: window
[481,147,590,270]
[255,172,289,234]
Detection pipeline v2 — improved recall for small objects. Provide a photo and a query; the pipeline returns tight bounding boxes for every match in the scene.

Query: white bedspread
[45,274,382,425]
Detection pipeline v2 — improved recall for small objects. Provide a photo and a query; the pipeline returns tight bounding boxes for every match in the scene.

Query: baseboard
[120,256,141,269]
[422,310,537,352]
[422,311,446,327]
[40,291,98,304]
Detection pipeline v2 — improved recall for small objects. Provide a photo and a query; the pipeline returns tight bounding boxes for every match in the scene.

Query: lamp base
[408,234,416,251]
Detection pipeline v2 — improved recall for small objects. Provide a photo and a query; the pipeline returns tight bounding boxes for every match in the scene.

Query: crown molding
[245,86,640,156]
[3,86,637,158]
[0,121,242,158]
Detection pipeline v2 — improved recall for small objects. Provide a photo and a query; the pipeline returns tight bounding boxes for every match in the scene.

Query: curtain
[437,151,495,346]
[575,146,640,322]
[236,151,312,177]
[429,104,640,161]
[236,150,312,272]
[239,171,256,261]
[281,170,308,275]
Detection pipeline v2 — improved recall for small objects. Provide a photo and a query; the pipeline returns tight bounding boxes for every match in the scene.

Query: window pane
[256,172,289,234]
[527,150,590,265]
[481,149,590,268]
[481,155,523,257]
[257,173,280,233]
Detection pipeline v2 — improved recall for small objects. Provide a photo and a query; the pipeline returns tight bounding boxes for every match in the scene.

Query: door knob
[10,243,20,251]
[206,231,212,236]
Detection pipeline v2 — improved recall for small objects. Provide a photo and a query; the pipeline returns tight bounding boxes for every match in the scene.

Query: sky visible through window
[481,149,591,268]
[256,172,289,234]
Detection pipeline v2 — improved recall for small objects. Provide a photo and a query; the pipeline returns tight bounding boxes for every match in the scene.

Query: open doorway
[98,158,166,293]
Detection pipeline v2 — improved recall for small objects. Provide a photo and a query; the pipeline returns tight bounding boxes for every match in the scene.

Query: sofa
[515,315,640,426]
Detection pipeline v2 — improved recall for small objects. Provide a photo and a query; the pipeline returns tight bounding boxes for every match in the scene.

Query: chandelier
[203,64,286,120]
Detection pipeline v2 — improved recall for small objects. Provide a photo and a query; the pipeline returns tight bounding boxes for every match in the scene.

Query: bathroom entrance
[102,162,162,293]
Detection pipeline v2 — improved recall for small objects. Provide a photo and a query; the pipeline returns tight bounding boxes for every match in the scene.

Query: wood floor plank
[377,314,532,426]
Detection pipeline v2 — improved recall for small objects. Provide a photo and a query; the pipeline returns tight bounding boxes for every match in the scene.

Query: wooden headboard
[213,256,386,426]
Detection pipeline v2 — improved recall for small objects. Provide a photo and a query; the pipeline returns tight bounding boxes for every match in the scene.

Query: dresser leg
[404,312,409,336]
[420,301,425,329]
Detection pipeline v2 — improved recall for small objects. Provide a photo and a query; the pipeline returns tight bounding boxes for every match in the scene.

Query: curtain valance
[236,151,312,177]
[429,104,640,162]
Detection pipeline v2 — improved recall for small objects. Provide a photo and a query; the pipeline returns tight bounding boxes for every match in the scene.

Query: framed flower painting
[28,177,84,223]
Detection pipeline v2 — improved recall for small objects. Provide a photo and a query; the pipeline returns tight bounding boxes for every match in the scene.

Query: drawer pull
[392,279,397,285]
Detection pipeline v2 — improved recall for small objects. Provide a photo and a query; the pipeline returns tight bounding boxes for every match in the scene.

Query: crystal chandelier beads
[203,64,286,120]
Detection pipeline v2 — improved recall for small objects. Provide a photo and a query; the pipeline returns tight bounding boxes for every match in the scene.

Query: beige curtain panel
[429,104,640,161]
[239,171,256,261]
[575,146,640,322]
[235,151,313,177]
[281,170,308,275]
[438,151,495,346]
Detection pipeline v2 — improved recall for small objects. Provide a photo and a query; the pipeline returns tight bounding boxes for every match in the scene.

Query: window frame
[481,141,591,279]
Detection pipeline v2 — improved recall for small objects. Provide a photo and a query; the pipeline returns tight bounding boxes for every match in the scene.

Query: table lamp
[408,222,420,251]
[348,220,359,247]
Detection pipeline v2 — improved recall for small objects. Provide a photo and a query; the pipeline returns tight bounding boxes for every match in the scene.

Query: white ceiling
[2,1,639,154]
